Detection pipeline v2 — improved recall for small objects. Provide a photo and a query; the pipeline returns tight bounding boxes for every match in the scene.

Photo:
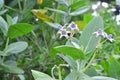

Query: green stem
[57,66,62,80]
[18,0,22,19]
[4,38,9,51]
[82,37,101,72]
[2,38,9,62]
[18,0,22,12]
[82,50,97,72]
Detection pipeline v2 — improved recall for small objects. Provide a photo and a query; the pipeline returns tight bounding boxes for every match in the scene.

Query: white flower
[116,15,120,25]
[68,22,79,31]
[35,18,39,21]
[92,4,98,10]
[107,8,116,13]
[97,1,101,6]
[57,28,70,39]
[102,2,109,8]
[92,11,99,17]
[116,0,120,6]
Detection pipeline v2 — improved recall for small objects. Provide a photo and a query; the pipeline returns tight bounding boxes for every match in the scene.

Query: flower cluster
[108,6,120,25]
[57,22,79,39]
[93,29,114,42]
[91,1,109,16]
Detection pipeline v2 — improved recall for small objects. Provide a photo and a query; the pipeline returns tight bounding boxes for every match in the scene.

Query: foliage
[0,0,120,80]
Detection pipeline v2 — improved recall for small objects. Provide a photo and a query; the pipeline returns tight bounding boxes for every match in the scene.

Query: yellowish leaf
[31,9,54,22]
[75,21,86,30]
[37,0,43,5]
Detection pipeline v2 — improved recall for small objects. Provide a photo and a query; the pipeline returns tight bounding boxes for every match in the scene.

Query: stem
[4,38,9,51]
[2,38,9,62]
[82,36,101,72]
[18,0,22,12]
[57,66,62,80]
[4,5,17,11]
[18,0,23,19]
[82,51,97,72]
[51,65,57,79]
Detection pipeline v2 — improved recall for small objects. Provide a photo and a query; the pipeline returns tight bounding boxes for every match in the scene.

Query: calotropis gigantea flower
[68,22,79,31]
[93,28,114,42]
[57,26,70,39]
[116,14,120,25]
[92,11,99,17]
[106,34,114,42]
[101,2,109,8]
[93,29,107,37]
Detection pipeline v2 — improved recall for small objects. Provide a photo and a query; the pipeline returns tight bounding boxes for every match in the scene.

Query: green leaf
[57,54,77,70]
[84,68,98,77]
[52,45,84,60]
[56,0,69,6]
[8,23,34,39]
[92,76,117,80]
[6,15,18,25]
[6,14,13,26]
[46,7,67,15]
[0,9,8,15]
[4,60,17,66]
[0,51,7,56]
[45,22,59,29]
[31,70,54,80]
[6,41,28,55]
[0,0,4,9]
[0,63,24,73]
[12,16,18,24]
[69,0,88,10]
[69,6,90,16]
[79,16,104,53]
[100,60,109,74]
[108,59,120,79]
[83,14,93,23]
[0,16,8,36]
[65,71,93,80]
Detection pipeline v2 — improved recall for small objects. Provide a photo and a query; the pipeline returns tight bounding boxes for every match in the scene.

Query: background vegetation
[0,0,120,80]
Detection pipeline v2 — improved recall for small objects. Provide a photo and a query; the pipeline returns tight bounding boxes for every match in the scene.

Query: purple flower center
[71,23,76,28]
[62,30,67,35]
[97,29,103,35]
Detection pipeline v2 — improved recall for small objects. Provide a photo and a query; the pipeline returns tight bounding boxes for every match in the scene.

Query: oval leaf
[69,6,90,16]
[52,45,84,60]
[46,7,67,14]
[0,16,8,36]
[6,41,28,54]
[0,0,4,9]
[0,63,24,73]
[92,76,117,80]
[79,16,104,53]
[31,70,54,80]
[65,71,93,80]
[8,23,34,39]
